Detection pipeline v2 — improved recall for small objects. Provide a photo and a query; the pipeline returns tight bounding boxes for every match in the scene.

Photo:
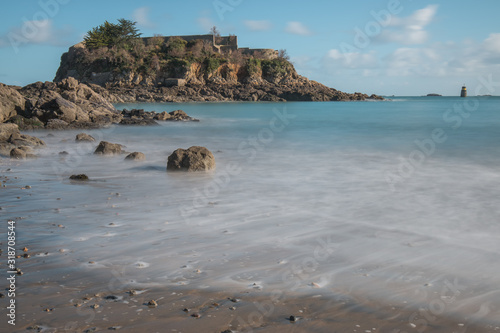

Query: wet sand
[5,276,500,333]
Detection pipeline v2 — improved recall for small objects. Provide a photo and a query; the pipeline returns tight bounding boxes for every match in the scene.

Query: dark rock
[167,146,216,172]
[69,174,89,181]
[119,118,159,126]
[59,151,69,155]
[147,300,158,307]
[76,133,95,142]
[289,315,298,322]
[94,141,122,155]
[124,152,145,161]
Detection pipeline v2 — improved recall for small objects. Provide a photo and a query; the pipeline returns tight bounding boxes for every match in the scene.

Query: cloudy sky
[0,0,499,96]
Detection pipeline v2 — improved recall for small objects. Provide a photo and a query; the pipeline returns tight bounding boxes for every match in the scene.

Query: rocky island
[54,20,382,103]
[1,19,382,132]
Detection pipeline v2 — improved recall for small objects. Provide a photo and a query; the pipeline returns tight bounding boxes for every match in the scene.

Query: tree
[84,19,142,49]
[278,49,290,61]
[210,26,221,37]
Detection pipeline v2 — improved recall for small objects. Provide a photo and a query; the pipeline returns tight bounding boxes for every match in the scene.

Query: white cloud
[133,7,156,29]
[285,21,313,36]
[376,5,438,45]
[0,19,71,50]
[244,20,273,32]
[326,49,378,69]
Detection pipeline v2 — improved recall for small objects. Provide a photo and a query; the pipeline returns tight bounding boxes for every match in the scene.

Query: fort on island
[142,34,279,60]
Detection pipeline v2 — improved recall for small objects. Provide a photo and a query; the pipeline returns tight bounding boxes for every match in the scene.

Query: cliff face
[54,43,383,103]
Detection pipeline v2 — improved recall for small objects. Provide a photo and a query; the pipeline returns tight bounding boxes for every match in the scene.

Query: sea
[3,96,500,326]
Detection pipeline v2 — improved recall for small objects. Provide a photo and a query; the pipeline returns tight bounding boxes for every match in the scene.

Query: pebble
[191,313,201,318]
[90,304,99,309]
[105,295,118,300]
[147,300,158,307]
[128,290,137,296]
[23,247,28,252]
[43,308,54,312]
[228,298,239,303]
[182,308,190,312]
[289,315,298,322]
[25,185,31,189]
[229,306,236,311]
[16,268,23,275]
[108,326,121,330]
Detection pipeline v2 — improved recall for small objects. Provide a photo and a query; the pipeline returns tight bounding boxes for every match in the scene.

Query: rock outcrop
[54,42,383,103]
[167,146,215,172]
[119,109,199,124]
[0,84,26,123]
[0,123,44,157]
[18,78,122,128]
[94,141,123,155]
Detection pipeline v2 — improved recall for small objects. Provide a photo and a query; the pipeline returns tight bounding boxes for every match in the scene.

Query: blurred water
[3,97,500,324]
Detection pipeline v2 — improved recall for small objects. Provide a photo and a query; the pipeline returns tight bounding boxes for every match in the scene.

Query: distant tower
[460,85,467,97]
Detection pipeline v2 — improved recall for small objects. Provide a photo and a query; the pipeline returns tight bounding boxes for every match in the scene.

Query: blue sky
[0,0,499,96]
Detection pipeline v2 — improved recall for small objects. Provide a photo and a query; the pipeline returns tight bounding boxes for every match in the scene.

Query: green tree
[84,19,142,49]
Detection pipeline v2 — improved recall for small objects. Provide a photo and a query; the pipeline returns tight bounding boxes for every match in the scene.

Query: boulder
[0,83,26,123]
[94,141,122,155]
[0,123,20,142]
[168,110,198,121]
[153,111,172,121]
[125,152,146,161]
[8,132,45,147]
[10,148,26,159]
[75,133,95,142]
[167,146,215,172]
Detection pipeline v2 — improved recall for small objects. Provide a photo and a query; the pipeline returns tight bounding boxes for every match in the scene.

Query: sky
[0,0,499,96]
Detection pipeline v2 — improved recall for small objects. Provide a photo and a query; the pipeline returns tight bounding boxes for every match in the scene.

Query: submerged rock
[124,152,145,161]
[167,146,215,172]
[69,174,89,181]
[75,133,95,142]
[94,141,122,155]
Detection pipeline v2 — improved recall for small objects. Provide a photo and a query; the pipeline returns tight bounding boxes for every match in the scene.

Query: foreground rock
[167,146,215,172]
[0,123,44,157]
[125,152,145,161]
[94,141,122,155]
[15,78,122,129]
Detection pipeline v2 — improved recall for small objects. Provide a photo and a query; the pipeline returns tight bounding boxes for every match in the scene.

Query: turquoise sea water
[3,97,500,326]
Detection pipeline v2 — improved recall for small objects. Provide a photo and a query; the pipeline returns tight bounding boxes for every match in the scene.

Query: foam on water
[3,98,500,324]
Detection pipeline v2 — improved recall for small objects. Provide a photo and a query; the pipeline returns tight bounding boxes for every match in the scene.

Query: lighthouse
[460,85,467,97]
